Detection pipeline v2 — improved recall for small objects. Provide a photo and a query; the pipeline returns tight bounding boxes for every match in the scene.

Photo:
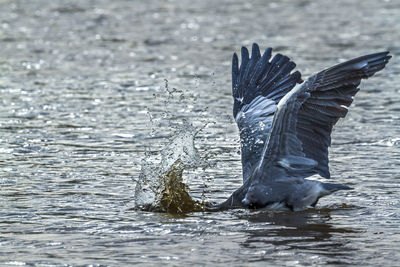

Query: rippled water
[1,0,399,266]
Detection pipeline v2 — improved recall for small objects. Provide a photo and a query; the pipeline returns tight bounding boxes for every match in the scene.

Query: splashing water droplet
[134,122,208,213]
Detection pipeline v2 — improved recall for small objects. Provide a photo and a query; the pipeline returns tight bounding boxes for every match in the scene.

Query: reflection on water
[242,209,358,247]
[236,209,361,265]
[0,0,399,266]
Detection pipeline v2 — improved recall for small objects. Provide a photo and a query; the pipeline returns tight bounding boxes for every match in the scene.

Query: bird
[215,43,391,211]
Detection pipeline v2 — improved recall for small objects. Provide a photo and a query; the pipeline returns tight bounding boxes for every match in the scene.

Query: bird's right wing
[258,51,391,181]
[232,44,302,182]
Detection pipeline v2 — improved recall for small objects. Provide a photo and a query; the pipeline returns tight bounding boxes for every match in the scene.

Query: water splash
[134,123,207,213]
[134,77,216,214]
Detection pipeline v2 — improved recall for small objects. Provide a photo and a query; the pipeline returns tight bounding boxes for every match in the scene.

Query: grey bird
[216,43,391,211]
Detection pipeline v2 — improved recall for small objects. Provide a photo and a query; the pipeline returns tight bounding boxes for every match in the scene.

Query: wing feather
[259,51,391,180]
[232,44,302,182]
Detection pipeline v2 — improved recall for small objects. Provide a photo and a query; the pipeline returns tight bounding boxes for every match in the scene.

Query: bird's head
[242,184,271,209]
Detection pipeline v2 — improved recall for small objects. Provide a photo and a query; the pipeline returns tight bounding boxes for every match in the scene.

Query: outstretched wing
[259,51,391,180]
[232,43,302,182]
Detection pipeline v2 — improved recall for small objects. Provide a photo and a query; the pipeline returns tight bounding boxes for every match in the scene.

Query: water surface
[1,0,399,266]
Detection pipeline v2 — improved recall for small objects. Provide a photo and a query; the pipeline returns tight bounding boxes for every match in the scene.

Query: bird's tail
[321,182,352,196]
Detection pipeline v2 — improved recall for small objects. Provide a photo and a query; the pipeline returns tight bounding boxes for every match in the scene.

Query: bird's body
[218,173,351,211]
[216,44,391,211]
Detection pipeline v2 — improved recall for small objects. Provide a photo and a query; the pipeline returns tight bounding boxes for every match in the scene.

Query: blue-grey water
[1,0,399,266]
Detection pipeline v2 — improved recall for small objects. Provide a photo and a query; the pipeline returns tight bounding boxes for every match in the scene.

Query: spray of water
[134,79,212,214]
[134,123,208,213]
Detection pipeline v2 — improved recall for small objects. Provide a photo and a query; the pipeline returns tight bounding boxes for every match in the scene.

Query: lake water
[1,0,399,266]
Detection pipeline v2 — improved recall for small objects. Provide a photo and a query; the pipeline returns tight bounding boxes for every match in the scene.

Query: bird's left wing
[232,44,302,182]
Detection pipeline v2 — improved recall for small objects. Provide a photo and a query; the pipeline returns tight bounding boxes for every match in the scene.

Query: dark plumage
[217,43,391,211]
